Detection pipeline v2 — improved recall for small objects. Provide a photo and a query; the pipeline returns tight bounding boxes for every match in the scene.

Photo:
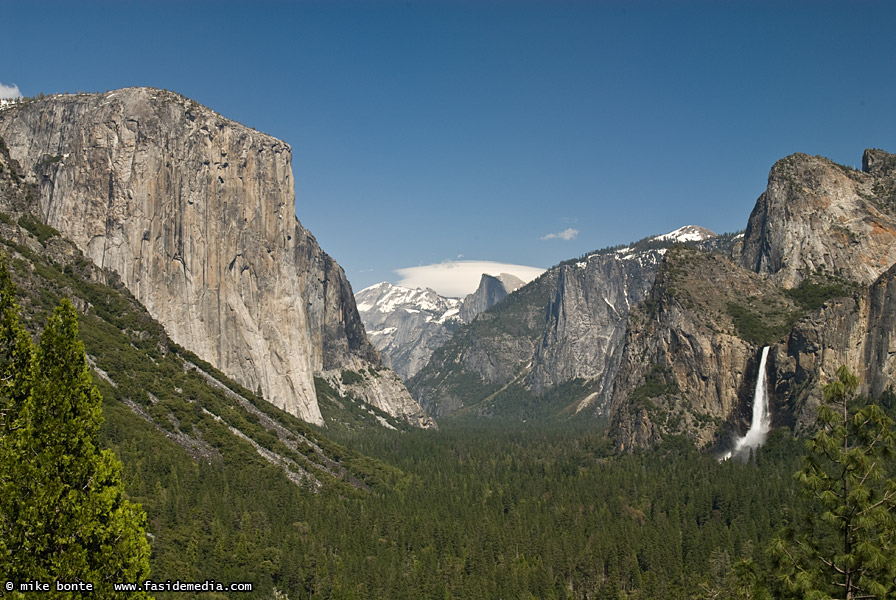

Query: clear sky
[2,0,895,294]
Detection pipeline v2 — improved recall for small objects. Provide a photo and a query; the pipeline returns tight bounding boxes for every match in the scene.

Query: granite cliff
[740,150,896,288]
[458,272,525,323]
[0,88,428,427]
[409,149,896,451]
[611,149,896,450]
[608,247,800,450]
[408,228,716,419]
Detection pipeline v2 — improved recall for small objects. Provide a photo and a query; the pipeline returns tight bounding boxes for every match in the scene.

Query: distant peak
[358,281,396,294]
[653,225,717,244]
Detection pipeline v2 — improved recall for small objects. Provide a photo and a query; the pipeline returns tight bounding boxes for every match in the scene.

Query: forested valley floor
[110,404,822,599]
[0,200,885,599]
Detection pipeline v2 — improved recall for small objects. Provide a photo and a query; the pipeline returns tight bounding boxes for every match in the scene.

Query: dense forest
[0,210,894,599]
[107,404,813,599]
[1,150,894,598]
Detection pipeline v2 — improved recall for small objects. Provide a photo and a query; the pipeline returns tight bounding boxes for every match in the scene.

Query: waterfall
[723,346,771,460]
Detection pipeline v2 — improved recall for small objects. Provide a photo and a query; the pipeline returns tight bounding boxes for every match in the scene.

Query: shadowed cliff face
[0,88,426,427]
[772,262,896,434]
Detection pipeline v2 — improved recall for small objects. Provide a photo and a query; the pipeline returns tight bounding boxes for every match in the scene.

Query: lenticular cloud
[395,260,545,298]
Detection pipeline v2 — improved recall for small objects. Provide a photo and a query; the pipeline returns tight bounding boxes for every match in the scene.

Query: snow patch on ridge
[654,225,717,244]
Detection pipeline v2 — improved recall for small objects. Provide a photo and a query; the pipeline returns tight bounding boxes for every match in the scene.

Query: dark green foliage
[446,378,599,425]
[770,367,896,599]
[0,264,151,598]
[630,364,681,408]
[313,421,803,599]
[340,369,364,385]
[316,376,409,438]
[784,276,857,311]
[17,213,59,245]
[726,301,794,345]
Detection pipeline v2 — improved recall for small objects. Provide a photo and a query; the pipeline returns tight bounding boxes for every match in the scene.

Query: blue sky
[2,0,895,295]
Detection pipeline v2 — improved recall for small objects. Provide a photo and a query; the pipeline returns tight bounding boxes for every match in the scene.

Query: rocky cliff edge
[0,88,427,427]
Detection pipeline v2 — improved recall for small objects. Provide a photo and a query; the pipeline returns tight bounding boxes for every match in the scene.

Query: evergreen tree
[771,366,896,599]
[0,276,151,598]
[0,260,33,432]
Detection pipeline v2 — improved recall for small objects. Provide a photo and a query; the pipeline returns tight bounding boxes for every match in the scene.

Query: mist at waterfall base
[722,347,771,461]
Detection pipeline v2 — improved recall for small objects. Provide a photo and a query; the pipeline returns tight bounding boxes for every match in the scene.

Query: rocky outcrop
[317,366,435,429]
[740,150,896,288]
[458,273,524,322]
[609,247,800,450]
[0,135,33,215]
[610,150,896,450]
[408,232,712,419]
[772,262,896,433]
[0,88,426,427]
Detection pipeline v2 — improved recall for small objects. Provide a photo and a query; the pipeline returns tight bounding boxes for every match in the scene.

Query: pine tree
[771,366,896,599]
[0,260,33,432]
[0,262,151,598]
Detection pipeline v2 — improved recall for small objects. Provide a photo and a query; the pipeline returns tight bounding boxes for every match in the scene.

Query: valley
[1,87,895,599]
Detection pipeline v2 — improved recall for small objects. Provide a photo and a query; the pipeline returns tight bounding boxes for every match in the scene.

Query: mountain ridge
[406,149,896,451]
[357,271,529,380]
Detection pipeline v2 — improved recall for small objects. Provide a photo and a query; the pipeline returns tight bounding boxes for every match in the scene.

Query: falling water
[723,346,771,460]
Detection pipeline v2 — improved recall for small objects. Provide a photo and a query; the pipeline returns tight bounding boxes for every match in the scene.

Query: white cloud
[0,82,22,100]
[541,228,579,241]
[395,260,545,298]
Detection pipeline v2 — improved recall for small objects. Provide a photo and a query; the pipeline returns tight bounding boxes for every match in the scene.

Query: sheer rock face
[773,262,896,433]
[740,150,896,288]
[609,248,798,450]
[0,88,424,426]
[408,249,666,418]
[528,251,663,409]
[458,273,524,323]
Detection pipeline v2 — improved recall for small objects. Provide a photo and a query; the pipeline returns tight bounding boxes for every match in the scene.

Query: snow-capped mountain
[357,273,527,380]
[653,225,716,244]
[356,283,464,380]
[358,227,717,383]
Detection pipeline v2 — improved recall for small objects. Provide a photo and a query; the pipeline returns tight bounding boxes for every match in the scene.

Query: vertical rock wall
[0,88,423,426]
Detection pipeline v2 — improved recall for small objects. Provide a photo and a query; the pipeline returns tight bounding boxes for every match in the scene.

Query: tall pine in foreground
[771,366,896,599]
[0,258,151,598]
